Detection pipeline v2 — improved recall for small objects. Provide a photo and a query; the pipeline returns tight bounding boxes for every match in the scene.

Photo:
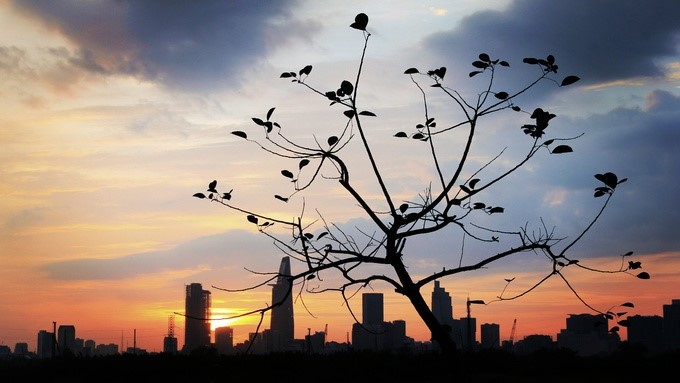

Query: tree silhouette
[193,13,648,354]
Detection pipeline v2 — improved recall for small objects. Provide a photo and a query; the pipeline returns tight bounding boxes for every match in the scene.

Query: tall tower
[57,325,76,356]
[270,257,294,350]
[431,281,453,325]
[163,315,178,354]
[184,283,211,353]
[362,293,384,325]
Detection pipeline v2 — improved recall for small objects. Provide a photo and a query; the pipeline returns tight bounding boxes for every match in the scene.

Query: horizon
[2,1,679,354]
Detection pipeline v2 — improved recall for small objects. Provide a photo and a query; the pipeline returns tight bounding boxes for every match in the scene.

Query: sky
[1,0,679,353]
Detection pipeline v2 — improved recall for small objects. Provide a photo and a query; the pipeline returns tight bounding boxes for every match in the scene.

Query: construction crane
[509,318,517,344]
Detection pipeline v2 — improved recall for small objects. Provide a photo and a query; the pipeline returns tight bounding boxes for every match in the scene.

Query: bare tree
[193,13,648,354]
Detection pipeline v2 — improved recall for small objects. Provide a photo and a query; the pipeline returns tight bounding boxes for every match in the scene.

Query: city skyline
[2,1,679,354]
[5,282,678,355]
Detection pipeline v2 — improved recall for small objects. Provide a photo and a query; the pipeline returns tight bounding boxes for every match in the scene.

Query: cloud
[41,230,279,281]
[424,0,680,87]
[11,0,317,92]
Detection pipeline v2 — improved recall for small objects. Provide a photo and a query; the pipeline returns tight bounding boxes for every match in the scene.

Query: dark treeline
[1,348,676,382]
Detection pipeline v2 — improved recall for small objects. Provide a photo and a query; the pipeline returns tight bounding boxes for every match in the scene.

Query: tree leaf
[231,131,248,139]
[460,185,471,194]
[473,202,486,209]
[561,75,580,86]
[193,193,206,199]
[247,215,258,224]
[495,91,509,100]
[499,61,509,67]
[328,136,339,146]
[350,13,368,30]
[399,203,408,214]
[636,272,650,280]
[281,170,294,178]
[479,53,490,62]
[523,57,538,65]
[469,178,480,189]
[280,72,294,78]
[551,145,573,154]
[274,195,289,203]
[404,68,419,74]
[472,61,488,69]
[343,110,355,119]
[340,80,353,95]
[621,302,635,308]
[394,132,408,138]
[299,159,310,169]
[299,65,312,76]
[208,180,217,192]
[412,133,425,140]
[488,207,505,214]
[469,71,482,77]
[316,232,328,240]
[359,111,376,116]
[252,117,264,126]
[266,107,276,121]
[595,172,618,189]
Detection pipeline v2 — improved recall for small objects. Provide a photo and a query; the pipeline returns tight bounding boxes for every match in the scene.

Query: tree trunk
[392,259,457,354]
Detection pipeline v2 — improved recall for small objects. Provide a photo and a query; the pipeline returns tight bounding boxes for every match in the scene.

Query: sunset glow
[1,0,679,354]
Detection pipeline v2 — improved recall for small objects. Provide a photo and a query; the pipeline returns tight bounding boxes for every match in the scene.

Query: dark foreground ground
[2,348,677,383]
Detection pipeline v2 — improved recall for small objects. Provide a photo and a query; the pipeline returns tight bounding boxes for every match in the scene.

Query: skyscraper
[270,257,294,350]
[431,281,454,328]
[184,283,211,353]
[37,330,54,359]
[480,323,500,349]
[362,293,384,325]
[57,325,76,356]
[663,299,680,350]
[430,280,460,348]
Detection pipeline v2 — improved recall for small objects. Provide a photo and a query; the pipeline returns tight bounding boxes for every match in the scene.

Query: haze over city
[1,0,679,353]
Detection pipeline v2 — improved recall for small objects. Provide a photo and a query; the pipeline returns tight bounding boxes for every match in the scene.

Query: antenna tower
[168,315,176,338]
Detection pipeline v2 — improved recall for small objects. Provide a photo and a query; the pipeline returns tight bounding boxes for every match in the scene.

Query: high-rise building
[480,323,500,349]
[57,325,76,356]
[270,257,294,351]
[362,293,384,325]
[663,299,680,350]
[215,326,234,355]
[556,313,617,356]
[430,281,461,349]
[184,283,211,353]
[627,315,664,353]
[353,292,385,351]
[163,315,178,354]
[37,330,54,359]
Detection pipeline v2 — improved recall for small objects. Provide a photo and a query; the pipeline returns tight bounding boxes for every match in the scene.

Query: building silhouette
[362,293,384,325]
[663,299,680,350]
[352,292,407,352]
[627,315,664,353]
[430,281,462,349]
[57,325,76,356]
[480,323,500,349]
[215,326,234,355]
[183,283,211,353]
[163,315,178,354]
[36,330,54,359]
[269,257,295,351]
[556,313,618,356]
